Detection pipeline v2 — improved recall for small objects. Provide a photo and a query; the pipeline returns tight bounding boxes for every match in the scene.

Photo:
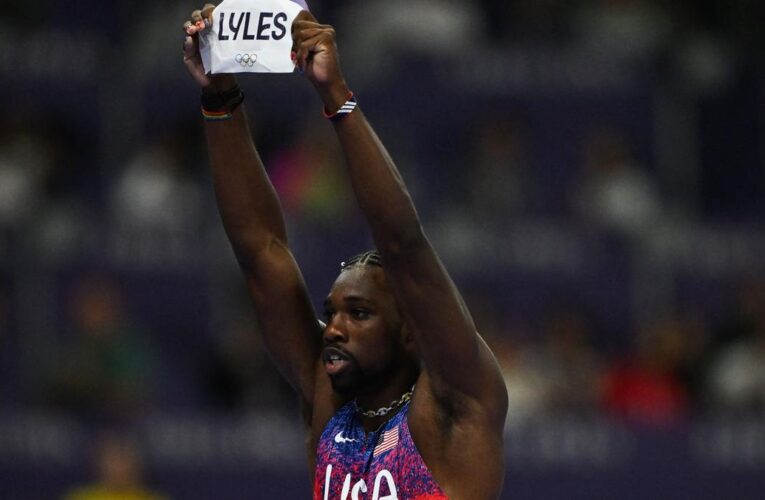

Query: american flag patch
[373,427,399,457]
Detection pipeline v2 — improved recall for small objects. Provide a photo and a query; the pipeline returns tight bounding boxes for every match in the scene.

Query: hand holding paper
[183,2,349,113]
[194,0,308,74]
[184,4,237,91]
[291,12,341,84]
[291,12,351,116]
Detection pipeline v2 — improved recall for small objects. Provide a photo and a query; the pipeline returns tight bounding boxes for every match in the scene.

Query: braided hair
[340,250,382,271]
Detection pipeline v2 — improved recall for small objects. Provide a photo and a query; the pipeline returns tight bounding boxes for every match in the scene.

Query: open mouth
[323,347,352,375]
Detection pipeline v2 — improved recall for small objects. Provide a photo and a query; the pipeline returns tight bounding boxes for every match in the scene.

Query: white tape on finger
[199,0,308,74]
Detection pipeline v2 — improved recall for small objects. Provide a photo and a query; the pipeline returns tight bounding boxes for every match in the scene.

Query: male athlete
[183,5,508,498]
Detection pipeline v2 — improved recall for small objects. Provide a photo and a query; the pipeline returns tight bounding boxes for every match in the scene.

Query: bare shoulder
[408,339,508,499]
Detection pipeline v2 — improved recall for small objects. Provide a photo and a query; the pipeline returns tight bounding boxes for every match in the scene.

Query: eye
[351,309,370,320]
[323,309,335,321]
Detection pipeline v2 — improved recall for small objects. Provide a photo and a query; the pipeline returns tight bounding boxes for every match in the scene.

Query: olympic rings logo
[234,53,258,67]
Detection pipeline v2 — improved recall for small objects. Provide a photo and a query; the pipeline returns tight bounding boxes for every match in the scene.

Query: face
[322,265,409,395]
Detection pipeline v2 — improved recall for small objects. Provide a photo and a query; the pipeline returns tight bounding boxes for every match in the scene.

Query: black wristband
[201,84,244,113]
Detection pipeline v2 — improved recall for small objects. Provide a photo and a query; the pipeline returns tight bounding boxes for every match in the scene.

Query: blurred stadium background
[0,0,764,498]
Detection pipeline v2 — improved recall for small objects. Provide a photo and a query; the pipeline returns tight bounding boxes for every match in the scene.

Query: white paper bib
[199,0,308,74]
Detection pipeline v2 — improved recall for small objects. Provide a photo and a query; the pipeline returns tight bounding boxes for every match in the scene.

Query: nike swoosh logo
[334,431,358,444]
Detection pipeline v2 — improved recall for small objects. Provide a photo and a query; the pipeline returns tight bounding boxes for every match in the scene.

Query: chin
[331,366,392,398]
[329,368,362,396]
[330,376,358,396]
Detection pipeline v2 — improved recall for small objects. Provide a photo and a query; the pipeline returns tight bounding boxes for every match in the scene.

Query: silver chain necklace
[354,385,416,418]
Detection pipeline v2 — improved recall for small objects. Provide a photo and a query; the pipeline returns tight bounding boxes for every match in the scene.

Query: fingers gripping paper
[199,0,308,73]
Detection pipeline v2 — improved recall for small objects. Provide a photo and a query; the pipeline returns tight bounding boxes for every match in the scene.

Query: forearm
[205,105,289,269]
[320,86,425,251]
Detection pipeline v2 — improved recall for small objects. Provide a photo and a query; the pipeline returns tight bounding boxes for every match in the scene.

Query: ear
[401,323,415,347]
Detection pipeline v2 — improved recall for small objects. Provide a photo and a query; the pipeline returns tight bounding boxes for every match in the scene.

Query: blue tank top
[313,401,448,499]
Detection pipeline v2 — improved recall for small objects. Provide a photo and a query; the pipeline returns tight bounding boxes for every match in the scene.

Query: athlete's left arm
[292,15,507,420]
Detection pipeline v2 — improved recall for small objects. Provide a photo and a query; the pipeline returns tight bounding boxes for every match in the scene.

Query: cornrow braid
[340,250,383,271]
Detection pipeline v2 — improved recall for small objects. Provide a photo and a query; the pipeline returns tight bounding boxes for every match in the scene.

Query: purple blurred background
[0,0,764,498]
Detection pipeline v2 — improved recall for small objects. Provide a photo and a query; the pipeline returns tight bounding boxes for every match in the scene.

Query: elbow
[231,232,288,275]
[375,222,428,257]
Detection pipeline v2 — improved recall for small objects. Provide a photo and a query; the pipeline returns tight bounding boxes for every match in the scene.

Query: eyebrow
[323,295,373,309]
[345,296,372,305]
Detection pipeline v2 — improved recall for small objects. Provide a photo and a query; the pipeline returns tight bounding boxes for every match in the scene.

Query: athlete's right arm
[183,5,323,418]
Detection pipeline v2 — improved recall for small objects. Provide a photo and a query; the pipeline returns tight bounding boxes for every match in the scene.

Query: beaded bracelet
[323,92,357,122]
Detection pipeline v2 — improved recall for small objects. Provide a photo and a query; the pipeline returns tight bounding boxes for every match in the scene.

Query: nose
[322,316,347,345]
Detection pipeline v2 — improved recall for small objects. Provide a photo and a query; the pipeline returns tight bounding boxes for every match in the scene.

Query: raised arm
[292,17,507,422]
[184,6,321,414]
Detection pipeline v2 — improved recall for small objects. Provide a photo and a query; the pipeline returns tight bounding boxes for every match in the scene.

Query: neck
[354,366,418,430]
